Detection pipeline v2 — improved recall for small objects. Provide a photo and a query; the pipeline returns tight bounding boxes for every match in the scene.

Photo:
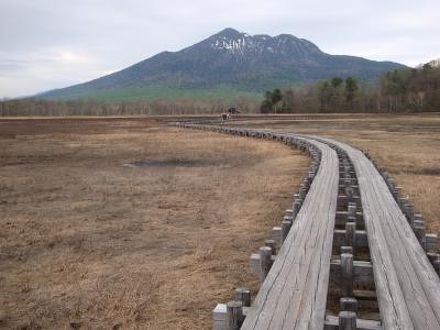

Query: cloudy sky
[1,0,439,98]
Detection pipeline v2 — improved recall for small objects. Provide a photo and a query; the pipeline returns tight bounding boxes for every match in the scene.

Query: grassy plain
[0,118,308,329]
[1,113,438,329]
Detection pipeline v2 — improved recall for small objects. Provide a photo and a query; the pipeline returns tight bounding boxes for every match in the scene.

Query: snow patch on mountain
[208,29,323,58]
[212,38,247,50]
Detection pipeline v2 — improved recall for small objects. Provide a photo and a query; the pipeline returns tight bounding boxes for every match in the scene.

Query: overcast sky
[1,0,439,98]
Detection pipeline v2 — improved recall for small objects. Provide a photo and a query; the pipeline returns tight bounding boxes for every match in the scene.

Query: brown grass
[0,119,308,329]
[235,113,440,238]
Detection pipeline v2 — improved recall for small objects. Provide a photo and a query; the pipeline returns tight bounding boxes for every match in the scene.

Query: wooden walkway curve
[178,123,440,330]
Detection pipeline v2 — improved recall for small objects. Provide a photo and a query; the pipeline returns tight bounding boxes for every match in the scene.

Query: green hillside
[39,86,262,103]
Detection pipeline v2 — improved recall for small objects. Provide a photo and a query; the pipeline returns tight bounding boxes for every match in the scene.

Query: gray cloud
[1,0,439,98]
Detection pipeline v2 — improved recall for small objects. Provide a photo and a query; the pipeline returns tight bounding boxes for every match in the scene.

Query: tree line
[0,96,259,116]
[260,63,440,113]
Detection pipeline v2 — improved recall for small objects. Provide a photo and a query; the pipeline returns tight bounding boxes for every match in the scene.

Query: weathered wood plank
[241,137,339,330]
[316,136,440,329]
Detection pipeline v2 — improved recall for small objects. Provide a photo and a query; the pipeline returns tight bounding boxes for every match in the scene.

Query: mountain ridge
[39,28,407,101]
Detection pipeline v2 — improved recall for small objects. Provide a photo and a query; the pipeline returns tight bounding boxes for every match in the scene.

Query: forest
[0,97,260,116]
[261,63,440,113]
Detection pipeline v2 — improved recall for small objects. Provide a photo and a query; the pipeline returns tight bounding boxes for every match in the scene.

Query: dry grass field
[234,113,440,237]
[1,113,438,329]
[0,118,308,329]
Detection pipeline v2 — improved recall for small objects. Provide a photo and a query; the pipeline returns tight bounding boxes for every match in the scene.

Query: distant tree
[260,99,273,113]
[270,88,282,104]
[260,88,283,113]
[331,77,343,88]
[318,81,332,112]
[345,77,358,101]
[282,89,296,112]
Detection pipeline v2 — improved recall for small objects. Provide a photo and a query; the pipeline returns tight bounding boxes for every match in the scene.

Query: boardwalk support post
[227,301,243,330]
[264,239,277,256]
[345,222,357,255]
[235,288,251,307]
[340,297,358,312]
[393,186,401,200]
[281,220,292,242]
[338,311,357,330]
[259,246,273,282]
[433,259,440,276]
[425,234,438,253]
[347,202,357,219]
[341,246,353,255]
[213,304,227,330]
[413,220,426,245]
[293,199,302,218]
[341,253,354,297]
[272,226,282,247]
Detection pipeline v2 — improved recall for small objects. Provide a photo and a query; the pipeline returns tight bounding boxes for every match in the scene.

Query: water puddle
[122,160,206,168]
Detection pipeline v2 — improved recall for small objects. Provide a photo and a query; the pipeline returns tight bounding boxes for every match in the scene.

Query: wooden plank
[315,136,440,329]
[241,136,339,330]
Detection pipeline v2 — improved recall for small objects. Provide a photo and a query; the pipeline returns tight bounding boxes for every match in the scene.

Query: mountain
[39,28,407,101]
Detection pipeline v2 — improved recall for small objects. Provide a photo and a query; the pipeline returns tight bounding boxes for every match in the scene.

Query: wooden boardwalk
[178,123,440,330]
